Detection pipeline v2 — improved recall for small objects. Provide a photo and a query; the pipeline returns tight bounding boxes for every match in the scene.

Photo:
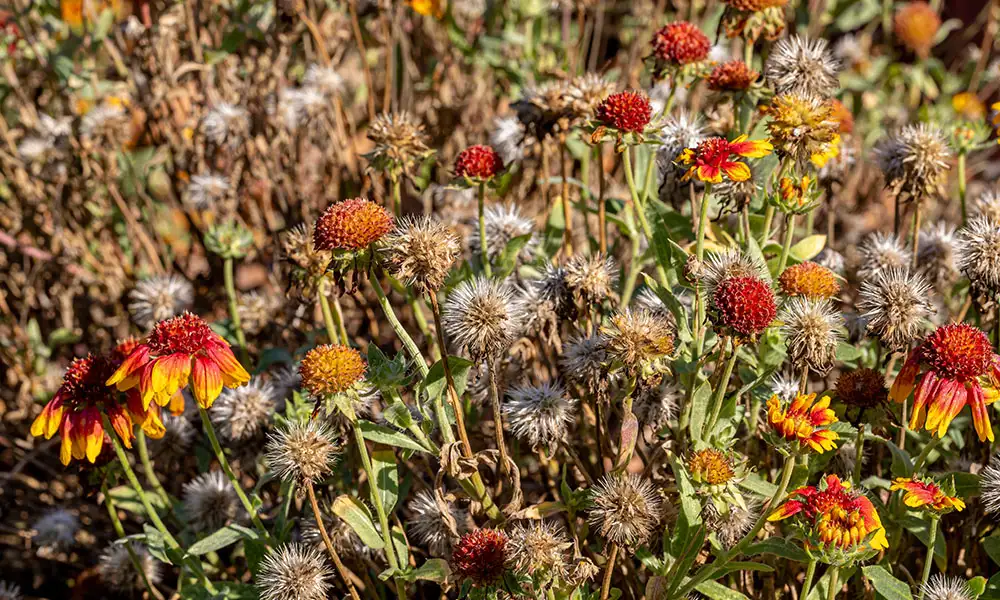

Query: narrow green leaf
[187,524,258,556]
[687,381,711,443]
[372,449,400,515]
[695,580,751,600]
[406,558,451,583]
[331,495,385,550]
[358,421,428,453]
[745,538,809,562]
[861,565,914,600]
[493,233,532,279]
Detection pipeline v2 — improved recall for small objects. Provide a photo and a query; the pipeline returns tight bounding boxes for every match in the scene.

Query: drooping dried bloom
[210,379,277,442]
[560,334,611,396]
[651,21,711,67]
[678,135,773,183]
[452,529,508,586]
[779,262,840,299]
[201,103,249,147]
[182,470,241,531]
[980,454,1000,517]
[702,247,771,300]
[587,473,662,548]
[633,380,682,432]
[957,217,1000,295]
[128,275,194,331]
[920,575,975,600]
[383,216,462,293]
[568,73,616,119]
[780,298,843,374]
[856,232,912,280]
[517,266,569,344]
[98,543,162,592]
[265,420,340,486]
[443,277,522,361]
[504,381,577,453]
[32,509,79,548]
[596,91,652,134]
[602,309,675,376]
[857,268,932,350]
[767,392,839,453]
[874,124,951,204]
[917,222,960,290]
[257,544,332,600]
[407,490,468,557]
[469,204,537,264]
[506,521,573,581]
[765,94,841,168]
[895,2,940,58]
[711,275,777,338]
[708,60,759,92]
[564,253,618,308]
[765,36,840,98]
[299,344,366,397]
[313,198,393,252]
[366,112,433,178]
[891,323,1000,442]
[891,477,965,513]
[512,81,575,139]
[454,144,503,181]
[769,474,888,552]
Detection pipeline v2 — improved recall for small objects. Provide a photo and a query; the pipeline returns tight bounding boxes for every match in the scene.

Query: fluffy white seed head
[257,544,332,600]
[182,470,241,532]
[587,473,662,548]
[98,543,162,592]
[857,267,932,350]
[210,379,278,442]
[765,36,840,98]
[128,274,195,331]
[504,381,578,453]
[443,277,523,361]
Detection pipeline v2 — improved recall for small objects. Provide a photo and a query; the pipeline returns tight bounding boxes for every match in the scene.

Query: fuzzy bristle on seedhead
[702,247,771,300]
[919,574,974,600]
[33,509,79,548]
[702,497,761,549]
[917,222,960,289]
[468,204,537,264]
[974,190,1000,222]
[128,274,195,331]
[874,124,951,204]
[98,543,162,592]
[980,454,1000,518]
[603,309,675,374]
[587,473,662,548]
[407,490,468,557]
[779,297,844,375]
[210,379,277,442]
[366,112,433,175]
[957,217,1000,294]
[857,268,932,350]
[182,470,241,532]
[265,420,339,487]
[443,277,522,361]
[506,521,573,580]
[764,36,840,98]
[504,381,577,453]
[857,232,912,280]
[257,544,332,600]
[560,334,611,395]
[383,216,462,293]
[769,373,800,403]
[564,253,618,307]
[633,380,683,432]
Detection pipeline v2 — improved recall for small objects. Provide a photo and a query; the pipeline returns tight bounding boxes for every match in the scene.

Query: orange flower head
[678,135,773,183]
[711,275,777,338]
[651,21,711,66]
[778,262,840,299]
[952,92,986,120]
[313,197,394,251]
[596,91,652,134]
[454,145,503,181]
[766,392,839,453]
[891,477,965,514]
[707,60,759,92]
[891,323,1000,442]
[452,529,508,587]
[299,344,367,397]
[106,313,250,410]
[769,474,888,553]
[829,99,854,134]
[895,2,940,58]
[687,449,735,485]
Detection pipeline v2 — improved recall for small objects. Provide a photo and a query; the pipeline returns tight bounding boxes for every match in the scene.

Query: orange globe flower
[678,135,772,183]
[313,197,394,252]
[778,261,840,299]
[769,474,888,553]
[891,477,965,514]
[107,313,250,410]
[766,392,839,453]
[890,323,1000,442]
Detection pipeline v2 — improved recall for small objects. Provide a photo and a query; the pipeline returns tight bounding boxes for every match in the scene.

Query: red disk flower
[454,145,503,181]
[31,354,163,465]
[767,392,839,453]
[707,60,759,92]
[451,528,508,587]
[769,474,888,552]
[890,323,1000,442]
[891,477,965,514]
[651,21,711,66]
[107,313,251,410]
[711,275,777,337]
[313,197,394,251]
[678,135,773,183]
[596,91,652,134]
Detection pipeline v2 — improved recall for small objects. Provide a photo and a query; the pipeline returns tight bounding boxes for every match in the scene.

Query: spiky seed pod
[299,345,366,397]
[857,268,932,350]
[238,292,281,336]
[587,473,662,548]
[765,93,841,168]
[764,36,840,98]
[0,581,21,600]
[856,232,912,280]
[634,288,679,330]
[32,509,79,548]
[769,373,801,403]
[443,277,522,361]
[816,248,847,276]
[560,334,612,396]
[383,216,462,294]
[128,274,195,331]
[980,454,1000,518]
[707,60,759,91]
[780,298,844,375]
[182,471,241,532]
[895,2,941,58]
[602,309,675,375]
[657,111,707,164]
[201,103,249,147]
[917,222,960,290]
[153,413,196,456]
[468,204,537,264]
[98,543,162,592]
[711,276,777,338]
[778,262,840,299]
[633,380,682,432]
[313,198,393,251]
[265,420,339,487]
[957,217,1000,296]
[596,91,653,133]
[366,112,433,177]
[504,381,578,453]
[407,490,468,557]
[506,521,573,581]
[257,544,332,600]
[282,223,331,272]
[564,253,618,308]
[651,21,711,66]
[185,173,231,211]
[874,124,951,204]
[452,529,508,586]
[919,574,974,600]
[517,271,566,346]
[702,248,771,301]
[490,116,528,165]
[568,73,616,119]
[210,379,277,442]
[702,496,761,549]
[974,190,1000,222]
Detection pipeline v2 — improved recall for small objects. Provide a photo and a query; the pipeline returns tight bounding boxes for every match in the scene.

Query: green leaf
[984,535,1000,566]
[358,421,428,453]
[422,356,475,404]
[878,436,914,478]
[493,233,532,279]
[835,341,863,362]
[899,515,946,569]
[142,524,172,565]
[713,562,775,577]
[372,449,400,515]
[406,558,451,583]
[862,565,913,600]
[969,576,987,597]
[739,471,778,498]
[187,524,258,556]
[331,495,385,550]
[746,538,809,562]
[382,399,415,430]
[108,485,169,516]
[687,381,711,443]
[695,580,750,600]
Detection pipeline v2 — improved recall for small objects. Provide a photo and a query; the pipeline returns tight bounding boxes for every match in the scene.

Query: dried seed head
[816,248,847,276]
[383,216,462,293]
[769,372,801,403]
[506,521,573,580]
[489,116,528,165]
[452,529,508,586]
[702,247,771,301]
[602,309,675,375]
[301,512,373,562]
[657,110,707,163]
[299,345,366,397]
[707,60,759,91]
[201,103,249,147]
[564,253,618,307]
[560,334,611,395]
[779,298,844,374]
[858,268,932,350]
[633,379,682,432]
[265,420,339,487]
[210,379,277,442]
[313,198,394,251]
[32,509,79,548]
[0,581,21,600]
[128,274,195,331]
[973,190,1000,222]
[568,73,616,119]
[917,222,960,290]
[919,574,974,600]
[276,86,326,130]
[874,124,951,204]
[98,543,162,592]
[443,277,522,361]
[857,232,912,280]
[366,112,433,176]
[957,217,1000,294]
[303,64,346,97]
[468,204,537,264]
[702,496,761,549]
[765,36,840,98]
[153,413,196,456]
[282,223,331,271]
[407,490,468,557]
[778,262,840,299]
[238,291,282,335]
[587,473,662,548]
[257,544,332,600]
[504,381,577,453]
[980,453,1000,518]
[185,173,230,210]
[182,471,241,532]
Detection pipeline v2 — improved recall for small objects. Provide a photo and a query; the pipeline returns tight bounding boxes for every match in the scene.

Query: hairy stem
[916,516,939,600]
[703,339,738,440]
[319,288,349,346]
[801,558,817,600]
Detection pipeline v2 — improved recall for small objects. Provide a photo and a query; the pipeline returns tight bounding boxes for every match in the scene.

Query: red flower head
[767,392,839,453]
[651,21,711,66]
[678,135,773,183]
[596,91,652,134]
[451,528,508,587]
[454,145,503,181]
[107,313,251,410]
[891,477,965,514]
[769,474,888,552]
[313,197,394,251]
[31,354,163,465]
[890,323,1000,442]
[711,275,777,338]
[707,60,759,92]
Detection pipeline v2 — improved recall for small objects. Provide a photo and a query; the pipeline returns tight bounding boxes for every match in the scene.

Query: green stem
[318,289,349,346]
[640,146,657,203]
[223,257,250,367]
[776,213,797,275]
[801,558,817,600]
[912,435,942,473]
[136,431,171,508]
[958,152,968,225]
[622,147,668,286]
[619,236,642,307]
[101,480,165,600]
[703,340,738,440]
[827,566,840,600]
[371,275,429,377]
[916,516,939,600]
[197,406,269,538]
[478,182,492,278]
[852,424,865,485]
[759,204,775,244]
[695,183,712,262]
[392,176,402,216]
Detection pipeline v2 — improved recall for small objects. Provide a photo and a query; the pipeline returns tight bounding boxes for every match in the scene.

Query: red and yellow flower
[678,135,772,183]
[891,477,965,514]
[769,474,888,553]
[107,313,250,410]
[767,392,839,453]
[890,323,1000,442]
